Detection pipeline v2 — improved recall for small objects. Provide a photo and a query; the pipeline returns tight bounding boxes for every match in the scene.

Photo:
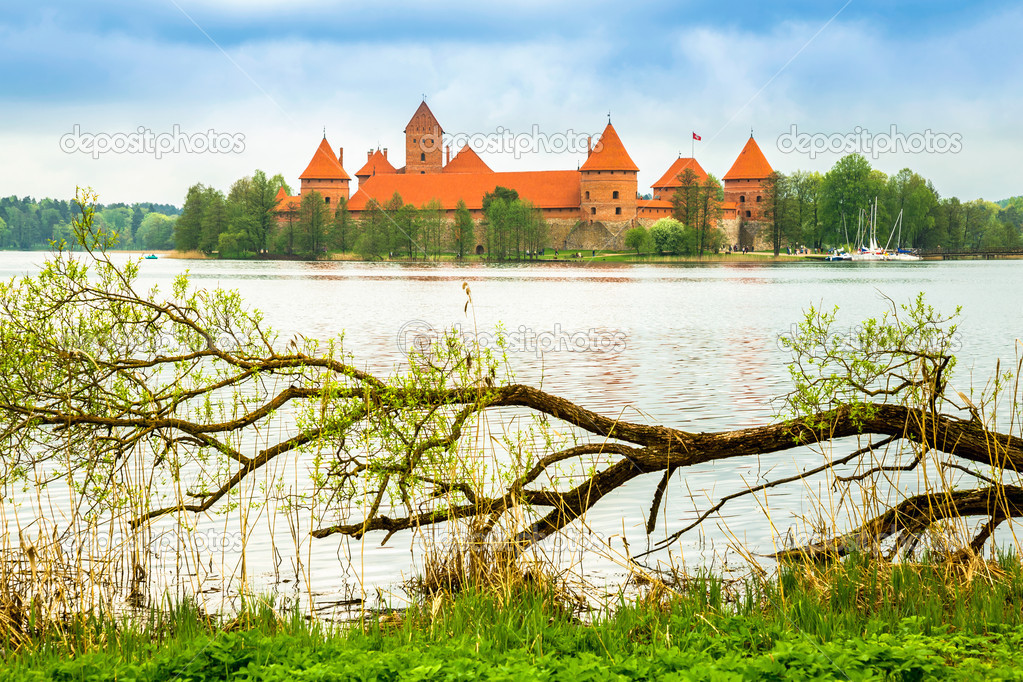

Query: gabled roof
[299,137,350,181]
[443,145,493,174]
[404,100,443,134]
[347,170,580,212]
[355,149,397,179]
[580,122,639,172]
[652,157,709,190]
[723,136,773,181]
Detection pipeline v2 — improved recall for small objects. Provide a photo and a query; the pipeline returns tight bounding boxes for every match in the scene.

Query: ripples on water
[1,253,1020,611]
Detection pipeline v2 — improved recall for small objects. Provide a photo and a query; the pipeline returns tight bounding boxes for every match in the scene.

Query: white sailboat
[851,199,886,261]
[850,199,922,261]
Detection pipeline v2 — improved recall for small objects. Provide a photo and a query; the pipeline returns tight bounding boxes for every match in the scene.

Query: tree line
[173,171,549,260]
[0,196,179,250]
[758,154,1022,254]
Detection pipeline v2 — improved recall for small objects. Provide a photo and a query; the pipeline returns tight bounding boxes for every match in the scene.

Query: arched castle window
[420,153,426,161]
[615,207,622,215]
[585,191,590,200]
[591,207,596,215]
[745,210,751,218]
[612,191,619,199]
[739,195,745,202]
[756,196,762,202]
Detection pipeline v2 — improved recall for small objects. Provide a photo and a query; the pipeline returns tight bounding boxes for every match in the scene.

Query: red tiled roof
[652,157,709,189]
[347,170,580,211]
[580,123,639,172]
[443,145,493,174]
[637,198,673,210]
[277,193,303,211]
[404,100,443,134]
[355,149,397,179]
[299,138,350,180]
[723,136,773,180]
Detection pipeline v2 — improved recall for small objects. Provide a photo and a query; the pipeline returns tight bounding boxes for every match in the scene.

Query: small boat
[825,250,852,262]
[144,254,158,260]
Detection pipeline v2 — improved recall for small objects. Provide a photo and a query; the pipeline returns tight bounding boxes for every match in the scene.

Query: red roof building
[723,135,774,222]
[274,103,775,252]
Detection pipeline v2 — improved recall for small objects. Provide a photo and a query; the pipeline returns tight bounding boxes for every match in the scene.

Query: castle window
[325,197,331,204]
[420,153,426,161]
[615,207,622,215]
[745,210,752,218]
[756,195,762,202]
[612,191,619,199]
[585,191,590,200]
[591,207,596,215]
[739,195,745,203]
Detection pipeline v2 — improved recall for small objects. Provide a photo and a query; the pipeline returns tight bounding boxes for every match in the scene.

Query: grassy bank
[6,555,1023,680]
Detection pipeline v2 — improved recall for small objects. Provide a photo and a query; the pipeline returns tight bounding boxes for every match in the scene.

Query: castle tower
[404,101,444,175]
[299,136,351,207]
[579,122,638,224]
[355,147,397,186]
[722,135,773,222]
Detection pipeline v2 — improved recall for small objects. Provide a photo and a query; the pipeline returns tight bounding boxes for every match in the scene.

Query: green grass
[5,557,1023,679]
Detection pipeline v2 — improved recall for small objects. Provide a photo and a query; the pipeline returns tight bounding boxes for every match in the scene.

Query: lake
[1,252,1020,611]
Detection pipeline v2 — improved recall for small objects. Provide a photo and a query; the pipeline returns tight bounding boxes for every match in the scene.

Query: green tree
[451,200,475,259]
[821,154,886,246]
[670,168,700,227]
[624,225,649,255]
[134,212,176,250]
[331,197,355,253]
[297,191,331,256]
[174,184,206,251]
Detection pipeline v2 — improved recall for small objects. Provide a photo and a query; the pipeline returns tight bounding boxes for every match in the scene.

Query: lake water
[1,252,1020,612]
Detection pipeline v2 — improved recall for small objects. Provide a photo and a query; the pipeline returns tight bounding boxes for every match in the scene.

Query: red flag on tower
[692,132,702,141]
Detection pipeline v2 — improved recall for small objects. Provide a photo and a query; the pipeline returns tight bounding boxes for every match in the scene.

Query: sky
[1,0,1020,206]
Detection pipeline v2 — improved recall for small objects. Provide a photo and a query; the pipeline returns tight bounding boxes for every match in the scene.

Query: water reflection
[1,252,1020,610]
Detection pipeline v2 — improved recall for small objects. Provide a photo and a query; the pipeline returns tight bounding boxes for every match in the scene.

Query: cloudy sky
[1,0,1020,206]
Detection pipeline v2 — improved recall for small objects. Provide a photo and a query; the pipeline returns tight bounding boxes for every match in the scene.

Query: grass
[5,554,1023,679]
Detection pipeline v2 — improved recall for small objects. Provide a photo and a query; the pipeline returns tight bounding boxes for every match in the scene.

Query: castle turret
[299,137,350,207]
[355,148,397,186]
[404,101,444,175]
[579,122,638,224]
[722,135,773,221]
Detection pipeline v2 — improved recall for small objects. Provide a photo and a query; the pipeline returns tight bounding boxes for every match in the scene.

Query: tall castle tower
[579,122,638,224]
[298,136,350,207]
[722,135,773,222]
[404,101,444,174]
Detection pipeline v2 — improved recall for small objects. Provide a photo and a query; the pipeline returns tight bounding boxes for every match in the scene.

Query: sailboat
[849,199,922,262]
[852,200,886,261]
[884,210,921,261]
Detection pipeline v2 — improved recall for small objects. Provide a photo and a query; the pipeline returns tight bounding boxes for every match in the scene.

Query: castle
[275,101,776,252]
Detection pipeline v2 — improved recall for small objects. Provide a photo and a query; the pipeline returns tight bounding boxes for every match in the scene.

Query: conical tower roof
[723,136,773,180]
[652,157,709,189]
[404,101,443,134]
[355,149,397,179]
[299,137,350,180]
[580,122,638,172]
[443,145,493,173]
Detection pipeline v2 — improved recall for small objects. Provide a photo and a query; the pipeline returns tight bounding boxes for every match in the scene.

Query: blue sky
[1,0,1020,205]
